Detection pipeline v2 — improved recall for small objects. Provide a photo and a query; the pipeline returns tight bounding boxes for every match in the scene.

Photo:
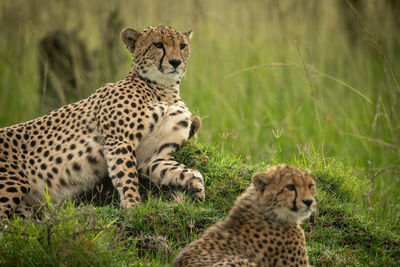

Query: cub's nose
[302,199,313,207]
[169,59,182,68]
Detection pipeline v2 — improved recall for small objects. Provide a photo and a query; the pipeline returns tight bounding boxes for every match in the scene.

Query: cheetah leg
[102,141,140,208]
[136,110,205,201]
[0,161,31,219]
[212,257,257,267]
[13,202,34,219]
[188,116,201,140]
[138,154,205,201]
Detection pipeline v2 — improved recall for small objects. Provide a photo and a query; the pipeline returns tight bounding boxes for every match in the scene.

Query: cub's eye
[309,184,314,190]
[153,42,163,49]
[286,184,296,191]
[180,43,187,50]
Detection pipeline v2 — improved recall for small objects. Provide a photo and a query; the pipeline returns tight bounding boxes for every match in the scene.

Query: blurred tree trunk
[38,30,91,113]
[38,9,125,113]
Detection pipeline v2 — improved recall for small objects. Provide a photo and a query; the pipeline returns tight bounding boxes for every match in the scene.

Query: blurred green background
[0,0,399,225]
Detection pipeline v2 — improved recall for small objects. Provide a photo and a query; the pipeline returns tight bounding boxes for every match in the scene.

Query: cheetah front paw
[120,195,142,209]
[184,173,205,201]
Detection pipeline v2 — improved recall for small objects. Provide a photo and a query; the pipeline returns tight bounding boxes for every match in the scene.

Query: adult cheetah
[0,26,205,219]
[173,164,316,267]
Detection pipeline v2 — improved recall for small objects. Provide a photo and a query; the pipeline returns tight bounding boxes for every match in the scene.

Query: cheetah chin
[273,207,314,225]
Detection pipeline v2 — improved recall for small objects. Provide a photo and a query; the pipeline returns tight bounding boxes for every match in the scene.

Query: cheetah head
[252,164,317,224]
[121,26,192,87]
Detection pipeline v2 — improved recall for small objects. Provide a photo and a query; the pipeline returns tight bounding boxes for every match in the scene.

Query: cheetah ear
[252,172,273,192]
[121,28,141,53]
[184,29,193,40]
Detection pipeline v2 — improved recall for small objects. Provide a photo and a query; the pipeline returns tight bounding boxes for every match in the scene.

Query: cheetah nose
[302,199,313,207]
[169,59,182,68]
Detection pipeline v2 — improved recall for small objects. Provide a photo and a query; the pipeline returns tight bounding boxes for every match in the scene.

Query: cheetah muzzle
[0,25,205,219]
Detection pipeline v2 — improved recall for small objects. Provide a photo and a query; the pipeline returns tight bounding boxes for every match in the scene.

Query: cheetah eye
[153,42,163,49]
[180,43,187,50]
[286,184,296,191]
[309,184,314,190]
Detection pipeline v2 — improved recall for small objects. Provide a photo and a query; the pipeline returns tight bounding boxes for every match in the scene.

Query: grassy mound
[1,141,399,266]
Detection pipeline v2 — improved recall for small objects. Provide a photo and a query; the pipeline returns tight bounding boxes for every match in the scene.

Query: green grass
[1,1,398,223]
[0,0,399,265]
[1,141,399,266]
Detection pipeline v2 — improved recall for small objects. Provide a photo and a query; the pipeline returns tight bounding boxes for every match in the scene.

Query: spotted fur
[173,164,316,267]
[0,26,205,219]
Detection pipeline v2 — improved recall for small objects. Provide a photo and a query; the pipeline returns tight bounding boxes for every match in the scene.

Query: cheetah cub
[0,26,204,219]
[173,164,316,267]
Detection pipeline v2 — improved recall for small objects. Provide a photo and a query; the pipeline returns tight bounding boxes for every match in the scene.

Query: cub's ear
[252,171,273,192]
[184,29,193,40]
[121,28,141,53]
